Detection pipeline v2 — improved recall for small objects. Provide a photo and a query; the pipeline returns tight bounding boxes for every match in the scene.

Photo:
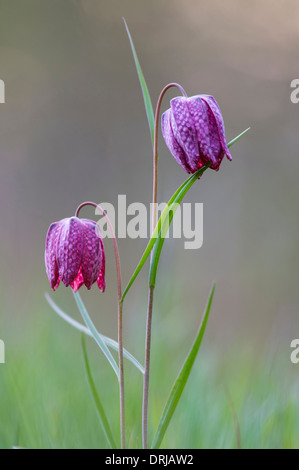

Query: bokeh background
[0,0,299,448]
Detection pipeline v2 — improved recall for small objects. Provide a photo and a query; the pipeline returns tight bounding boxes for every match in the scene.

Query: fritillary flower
[161,94,232,173]
[45,217,105,292]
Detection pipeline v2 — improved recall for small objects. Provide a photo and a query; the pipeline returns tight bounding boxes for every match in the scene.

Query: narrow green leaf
[123,18,155,144]
[73,292,120,380]
[45,293,145,374]
[227,127,250,149]
[149,128,250,286]
[45,292,91,335]
[149,165,209,286]
[151,283,216,449]
[121,128,249,301]
[81,335,117,449]
[120,172,197,302]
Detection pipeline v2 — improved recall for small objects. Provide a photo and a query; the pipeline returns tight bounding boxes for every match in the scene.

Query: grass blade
[227,127,250,149]
[225,386,241,449]
[45,293,145,374]
[123,17,155,144]
[151,283,216,449]
[73,292,120,380]
[81,335,117,449]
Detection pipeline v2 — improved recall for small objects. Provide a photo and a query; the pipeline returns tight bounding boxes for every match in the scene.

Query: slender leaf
[81,335,117,449]
[227,127,250,149]
[121,127,250,301]
[149,127,251,286]
[45,292,91,335]
[121,168,205,301]
[123,18,155,144]
[151,283,216,449]
[45,293,145,374]
[73,291,120,380]
[149,165,209,286]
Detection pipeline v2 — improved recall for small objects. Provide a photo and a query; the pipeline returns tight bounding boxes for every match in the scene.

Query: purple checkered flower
[161,94,232,173]
[45,217,105,292]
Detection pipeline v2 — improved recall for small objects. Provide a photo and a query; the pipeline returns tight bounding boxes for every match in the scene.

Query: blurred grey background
[0,0,298,359]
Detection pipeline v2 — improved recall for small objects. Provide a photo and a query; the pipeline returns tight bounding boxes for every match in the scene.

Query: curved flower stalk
[43,19,250,450]
[75,202,126,450]
[45,203,126,449]
[143,86,245,447]
[123,18,249,449]
[143,82,189,449]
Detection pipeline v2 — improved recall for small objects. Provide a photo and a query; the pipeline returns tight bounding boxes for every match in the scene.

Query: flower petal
[45,221,61,290]
[170,97,200,172]
[201,95,232,162]
[70,267,84,292]
[97,237,106,292]
[161,109,192,173]
[81,219,103,289]
[56,217,84,287]
[187,96,215,166]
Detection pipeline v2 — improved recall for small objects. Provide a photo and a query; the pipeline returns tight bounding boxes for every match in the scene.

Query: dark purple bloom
[161,94,232,173]
[45,217,105,292]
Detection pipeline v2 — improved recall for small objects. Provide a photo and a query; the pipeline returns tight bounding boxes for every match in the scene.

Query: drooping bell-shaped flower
[45,217,105,292]
[161,94,232,173]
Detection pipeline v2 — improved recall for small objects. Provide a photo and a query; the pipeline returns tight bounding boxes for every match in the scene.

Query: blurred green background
[0,0,299,449]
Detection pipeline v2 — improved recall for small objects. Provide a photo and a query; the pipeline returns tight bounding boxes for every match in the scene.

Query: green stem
[142,83,187,449]
[75,201,126,449]
[142,285,154,449]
